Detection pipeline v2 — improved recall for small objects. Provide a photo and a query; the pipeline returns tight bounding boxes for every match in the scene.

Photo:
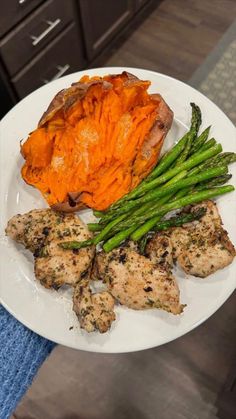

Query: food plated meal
[1,67,236,351]
[5,71,236,336]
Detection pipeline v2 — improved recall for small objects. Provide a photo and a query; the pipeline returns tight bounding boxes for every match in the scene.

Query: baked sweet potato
[21,72,173,211]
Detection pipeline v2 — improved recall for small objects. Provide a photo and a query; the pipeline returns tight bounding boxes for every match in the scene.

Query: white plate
[0,67,236,353]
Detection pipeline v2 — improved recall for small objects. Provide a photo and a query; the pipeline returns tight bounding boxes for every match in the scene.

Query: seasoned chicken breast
[5,209,61,253]
[73,279,116,333]
[169,201,235,277]
[6,209,95,289]
[34,213,95,289]
[96,245,184,315]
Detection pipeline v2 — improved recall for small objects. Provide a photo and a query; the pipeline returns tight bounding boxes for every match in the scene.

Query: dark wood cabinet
[79,0,134,60]
[0,0,44,36]
[12,23,85,98]
[0,0,155,117]
[0,0,75,76]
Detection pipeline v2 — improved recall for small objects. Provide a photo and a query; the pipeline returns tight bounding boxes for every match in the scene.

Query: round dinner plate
[0,67,236,353]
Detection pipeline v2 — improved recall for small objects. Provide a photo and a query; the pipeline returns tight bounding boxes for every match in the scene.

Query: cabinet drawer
[0,0,75,76]
[12,23,86,98]
[0,0,44,37]
[79,0,133,60]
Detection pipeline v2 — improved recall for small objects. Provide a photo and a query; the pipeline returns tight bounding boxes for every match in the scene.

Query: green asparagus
[187,151,236,177]
[153,207,207,231]
[129,185,234,242]
[173,103,202,165]
[100,165,227,222]
[195,174,232,191]
[190,126,211,155]
[105,143,222,211]
[102,186,234,251]
[98,170,188,227]
[198,138,216,152]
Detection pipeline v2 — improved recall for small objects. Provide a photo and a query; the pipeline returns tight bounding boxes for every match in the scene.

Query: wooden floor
[13,293,236,419]
[12,1,236,418]
[105,0,236,81]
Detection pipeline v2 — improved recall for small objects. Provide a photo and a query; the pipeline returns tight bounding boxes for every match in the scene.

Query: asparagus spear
[198,138,216,152]
[104,143,222,213]
[195,174,232,191]
[129,185,234,242]
[187,151,236,177]
[173,103,202,165]
[153,207,207,231]
[93,209,104,218]
[144,133,188,181]
[100,165,227,222]
[103,186,234,252]
[115,170,187,221]
[170,171,233,202]
[190,126,211,155]
[142,100,202,182]
[59,238,94,250]
[87,222,103,232]
[90,191,176,232]
[97,170,188,227]
[59,213,127,250]
[171,186,193,200]
[89,195,173,234]
[104,193,174,240]
[210,152,236,166]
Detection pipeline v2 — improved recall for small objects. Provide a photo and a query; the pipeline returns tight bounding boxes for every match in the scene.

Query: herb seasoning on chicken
[94,242,184,314]
[151,201,235,278]
[73,279,116,333]
[6,209,95,289]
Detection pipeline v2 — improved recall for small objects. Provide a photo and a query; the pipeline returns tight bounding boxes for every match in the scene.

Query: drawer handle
[43,64,70,84]
[31,19,61,46]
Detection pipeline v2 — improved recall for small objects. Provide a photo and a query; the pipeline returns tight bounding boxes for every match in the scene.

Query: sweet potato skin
[132,93,173,184]
[38,78,112,128]
[21,72,173,212]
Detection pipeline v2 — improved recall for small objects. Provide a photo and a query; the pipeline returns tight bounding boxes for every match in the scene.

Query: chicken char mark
[145,232,173,270]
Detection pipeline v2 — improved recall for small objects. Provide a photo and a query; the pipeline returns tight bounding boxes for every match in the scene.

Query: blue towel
[0,305,56,419]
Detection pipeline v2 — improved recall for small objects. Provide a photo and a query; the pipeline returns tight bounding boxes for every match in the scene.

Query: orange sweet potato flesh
[21,72,173,211]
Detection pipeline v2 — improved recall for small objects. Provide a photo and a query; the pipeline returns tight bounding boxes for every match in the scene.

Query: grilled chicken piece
[145,232,173,269]
[96,245,184,314]
[169,201,235,277]
[73,279,116,333]
[6,209,95,289]
[5,209,61,253]
[34,213,95,289]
